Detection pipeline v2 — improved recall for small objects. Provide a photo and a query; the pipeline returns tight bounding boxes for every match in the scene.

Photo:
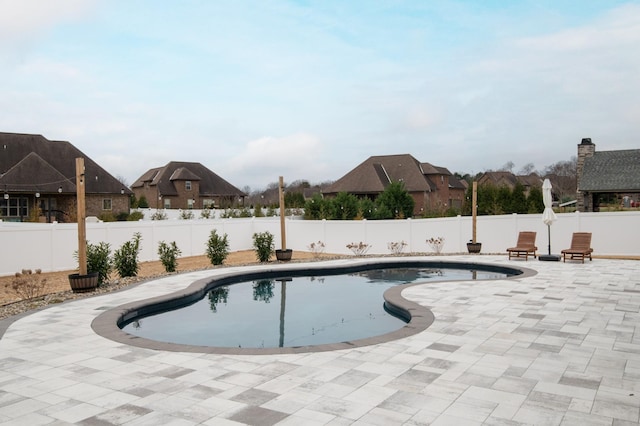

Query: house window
[102,199,112,210]
[185,181,192,190]
[164,198,171,209]
[203,199,214,208]
[0,197,28,218]
[187,198,195,209]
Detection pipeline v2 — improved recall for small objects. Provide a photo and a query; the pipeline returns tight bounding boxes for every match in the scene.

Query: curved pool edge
[91,258,537,355]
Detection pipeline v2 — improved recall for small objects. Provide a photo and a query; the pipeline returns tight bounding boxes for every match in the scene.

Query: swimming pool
[114,260,522,351]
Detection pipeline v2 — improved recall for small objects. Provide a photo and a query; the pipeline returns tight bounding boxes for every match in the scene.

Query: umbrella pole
[539,221,560,261]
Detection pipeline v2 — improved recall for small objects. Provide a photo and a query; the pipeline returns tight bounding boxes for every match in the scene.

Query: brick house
[0,132,131,222]
[322,154,466,216]
[576,138,640,212]
[131,162,246,209]
[476,171,542,197]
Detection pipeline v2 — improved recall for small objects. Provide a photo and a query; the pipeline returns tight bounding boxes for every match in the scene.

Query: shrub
[116,211,130,221]
[180,210,194,220]
[86,241,112,285]
[98,212,117,222]
[238,207,252,217]
[9,269,47,300]
[113,233,142,278]
[206,229,229,265]
[220,208,239,218]
[427,237,445,254]
[252,231,274,262]
[157,241,181,272]
[387,241,407,254]
[347,242,371,256]
[200,208,212,219]
[137,195,149,208]
[307,241,325,257]
[128,211,144,221]
[151,210,167,220]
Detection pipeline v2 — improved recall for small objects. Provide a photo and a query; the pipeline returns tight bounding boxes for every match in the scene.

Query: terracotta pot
[68,272,99,293]
[275,249,293,262]
[466,242,482,254]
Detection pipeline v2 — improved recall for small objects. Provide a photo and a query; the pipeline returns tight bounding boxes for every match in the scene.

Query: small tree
[375,181,415,219]
[206,229,229,265]
[157,241,181,272]
[252,231,274,262]
[137,195,149,208]
[332,192,359,220]
[113,233,142,278]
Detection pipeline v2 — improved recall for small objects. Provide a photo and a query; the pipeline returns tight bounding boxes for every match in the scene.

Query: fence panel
[1,211,638,276]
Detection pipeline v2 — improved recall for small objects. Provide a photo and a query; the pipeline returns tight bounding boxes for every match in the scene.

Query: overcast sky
[1,1,638,191]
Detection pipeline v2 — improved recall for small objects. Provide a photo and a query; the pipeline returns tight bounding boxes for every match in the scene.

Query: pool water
[121,267,510,349]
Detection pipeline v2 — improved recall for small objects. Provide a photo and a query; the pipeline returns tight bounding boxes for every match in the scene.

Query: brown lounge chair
[507,231,537,260]
[561,232,593,263]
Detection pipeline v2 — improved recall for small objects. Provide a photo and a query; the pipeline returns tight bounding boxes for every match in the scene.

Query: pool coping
[92,258,537,355]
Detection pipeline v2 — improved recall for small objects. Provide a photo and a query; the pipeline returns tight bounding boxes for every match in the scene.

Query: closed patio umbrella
[540,178,560,261]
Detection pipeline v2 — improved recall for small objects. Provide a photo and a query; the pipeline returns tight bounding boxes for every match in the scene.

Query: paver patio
[1,255,639,425]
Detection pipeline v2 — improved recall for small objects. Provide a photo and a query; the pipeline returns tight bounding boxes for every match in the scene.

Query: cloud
[0,0,96,49]
[222,133,328,189]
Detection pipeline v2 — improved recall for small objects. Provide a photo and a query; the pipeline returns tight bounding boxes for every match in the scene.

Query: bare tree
[543,157,577,202]
[116,175,129,188]
[499,161,514,172]
[518,163,536,175]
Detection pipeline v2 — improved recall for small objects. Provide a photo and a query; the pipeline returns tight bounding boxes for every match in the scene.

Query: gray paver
[1,255,639,425]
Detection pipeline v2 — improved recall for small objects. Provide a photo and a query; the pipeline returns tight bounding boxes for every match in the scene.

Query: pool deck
[1,255,639,425]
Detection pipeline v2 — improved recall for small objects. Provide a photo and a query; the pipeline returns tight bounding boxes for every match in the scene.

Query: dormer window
[185,181,192,190]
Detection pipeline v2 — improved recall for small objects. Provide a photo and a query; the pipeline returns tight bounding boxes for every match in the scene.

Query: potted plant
[467,240,482,253]
[70,241,110,292]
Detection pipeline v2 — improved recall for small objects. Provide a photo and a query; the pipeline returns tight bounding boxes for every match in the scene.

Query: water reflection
[253,279,275,303]
[208,286,229,312]
[354,268,444,283]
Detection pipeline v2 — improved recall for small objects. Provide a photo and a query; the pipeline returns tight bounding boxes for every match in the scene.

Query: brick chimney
[576,138,595,211]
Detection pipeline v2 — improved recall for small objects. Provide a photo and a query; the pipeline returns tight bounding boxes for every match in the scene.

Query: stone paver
[1,255,639,425]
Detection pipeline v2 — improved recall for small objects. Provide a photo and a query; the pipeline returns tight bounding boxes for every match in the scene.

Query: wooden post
[278,176,286,251]
[76,158,87,275]
[472,181,478,244]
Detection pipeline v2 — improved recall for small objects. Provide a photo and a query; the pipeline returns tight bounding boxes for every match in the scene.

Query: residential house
[322,154,466,216]
[576,138,640,212]
[0,132,131,222]
[131,162,246,209]
[477,171,542,197]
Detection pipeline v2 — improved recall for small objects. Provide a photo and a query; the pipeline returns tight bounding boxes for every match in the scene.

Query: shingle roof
[324,154,435,195]
[579,149,640,192]
[479,172,541,188]
[131,161,246,197]
[169,167,201,181]
[0,132,131,195]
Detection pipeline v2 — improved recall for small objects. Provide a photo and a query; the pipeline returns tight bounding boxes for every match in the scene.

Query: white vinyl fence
[1,211,638,276]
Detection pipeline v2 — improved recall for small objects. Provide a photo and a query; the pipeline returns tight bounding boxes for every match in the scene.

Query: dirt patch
[0,250,329,319]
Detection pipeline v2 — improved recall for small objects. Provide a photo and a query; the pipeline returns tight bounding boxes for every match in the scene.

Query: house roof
[478,171,541,188]
[0,132,132,195]
[323,154,462,195]
[131,161,246,197]
[579,149,640,192]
